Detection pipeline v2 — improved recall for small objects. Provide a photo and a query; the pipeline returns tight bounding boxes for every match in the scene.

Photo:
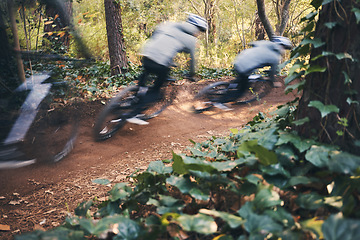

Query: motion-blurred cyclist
[215,36,292,108]
[136,13,208,103]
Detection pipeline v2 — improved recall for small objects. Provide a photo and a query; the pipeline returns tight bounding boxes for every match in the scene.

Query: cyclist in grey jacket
[227,36,292,102]
[137,14,207,100]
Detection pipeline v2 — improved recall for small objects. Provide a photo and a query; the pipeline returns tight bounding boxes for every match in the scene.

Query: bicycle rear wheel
[236,79,273,104]
[192,81,230,113]
[93,86,139,141]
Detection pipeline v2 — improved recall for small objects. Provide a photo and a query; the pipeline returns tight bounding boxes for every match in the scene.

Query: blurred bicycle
[0,0,92,169]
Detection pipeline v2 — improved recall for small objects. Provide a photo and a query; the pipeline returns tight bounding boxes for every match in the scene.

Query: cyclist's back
[234,40,283,80]
[141,21,199,74]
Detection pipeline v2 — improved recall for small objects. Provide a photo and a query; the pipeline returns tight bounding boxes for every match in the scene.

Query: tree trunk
[254,11,266,40]
[43,0,72,53]
[104,0,128,76]
[256,0,275,39]
[204,0,216,43]
[296,0,360,154]
[7,0,25,83]
[275,0,291,36]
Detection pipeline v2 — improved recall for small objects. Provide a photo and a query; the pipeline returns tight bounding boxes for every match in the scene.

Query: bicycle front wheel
[20,83,79,164]
[93,86,139,141]
[192,81,230,113]
[236,79,273,104]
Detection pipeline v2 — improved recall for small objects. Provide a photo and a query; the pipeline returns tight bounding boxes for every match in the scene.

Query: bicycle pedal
[126,117,149,125]
[213,102,233,111]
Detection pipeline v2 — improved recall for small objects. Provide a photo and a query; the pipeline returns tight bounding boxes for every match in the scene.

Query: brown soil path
[0,79,298,239]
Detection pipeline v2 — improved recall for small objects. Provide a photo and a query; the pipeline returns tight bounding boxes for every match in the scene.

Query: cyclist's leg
[143,60,169,103]
[234,72,250,97]
[217,72,249,103]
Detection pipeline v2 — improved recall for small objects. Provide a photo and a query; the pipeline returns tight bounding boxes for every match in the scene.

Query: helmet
[187,13,208,32]
[271,36,292,50]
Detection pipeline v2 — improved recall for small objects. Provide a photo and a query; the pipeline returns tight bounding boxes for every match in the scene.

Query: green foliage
[16,102,360,239]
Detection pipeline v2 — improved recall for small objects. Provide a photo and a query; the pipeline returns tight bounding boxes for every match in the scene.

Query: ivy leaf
[189,187,210,201]
[243,212,283,235]
[328,151,360,175]
[182,155,217,173]
[301,38,325,48]
[253,188,281,211]
[276,132,313,153]
[305,145,332,168]
[285,79,305,93]
[108,183,132,202]
[110,216,141,240]
[347,97,359,105]
[301,217,324,239]
[200,209,245,228]
[176,213,217,234]
[305,65,327,75]
[296,192,324,210]
[322,213,360,240]
[153,195,185,214]
[210,158,247,172]
[166,175,193,193]
[75,200,93,217]
[308,100,339,118]
[324,22,337,29]
[352,7,360,24]
[264,207,295,228]
[238,140,277,166]
[92,178,111,185]
[172,152,188,175]
[147,160,172,174]
[335,52,354,61]
[343,71,352,84]
[292,117,310,126]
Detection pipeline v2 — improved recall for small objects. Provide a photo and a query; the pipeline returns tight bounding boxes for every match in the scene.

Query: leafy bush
[16,101,360,240]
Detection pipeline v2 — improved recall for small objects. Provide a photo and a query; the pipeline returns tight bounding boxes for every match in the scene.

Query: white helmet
[271,36,292,50]
[187,13,208,32]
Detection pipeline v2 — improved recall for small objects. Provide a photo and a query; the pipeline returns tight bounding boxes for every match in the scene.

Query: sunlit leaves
[176,213,217,234]
[301,217,324,239]
[200,209,245,228]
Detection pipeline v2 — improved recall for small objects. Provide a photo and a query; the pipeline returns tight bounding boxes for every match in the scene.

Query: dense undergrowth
[16,99,360,240]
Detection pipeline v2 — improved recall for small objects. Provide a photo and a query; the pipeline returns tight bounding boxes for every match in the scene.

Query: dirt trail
[0,80,297,238]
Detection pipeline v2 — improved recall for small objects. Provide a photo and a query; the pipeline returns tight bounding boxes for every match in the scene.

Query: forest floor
[0,77,299,239]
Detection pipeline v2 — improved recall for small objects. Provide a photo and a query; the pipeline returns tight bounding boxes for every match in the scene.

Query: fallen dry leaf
[0,224,11,231]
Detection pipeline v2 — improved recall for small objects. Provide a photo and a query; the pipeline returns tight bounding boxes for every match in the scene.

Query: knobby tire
[93,86,139,141]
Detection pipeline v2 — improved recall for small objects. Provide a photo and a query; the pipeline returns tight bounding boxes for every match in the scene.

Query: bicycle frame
[3,74,51,145]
